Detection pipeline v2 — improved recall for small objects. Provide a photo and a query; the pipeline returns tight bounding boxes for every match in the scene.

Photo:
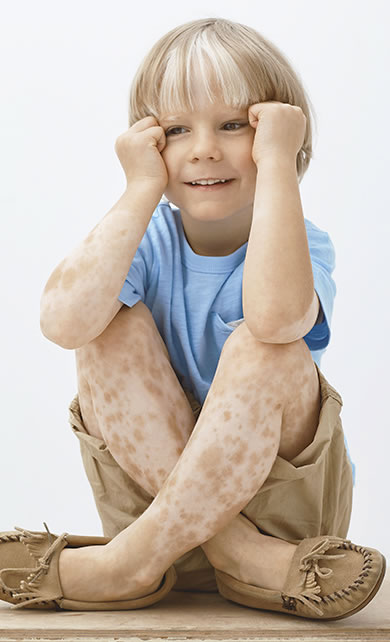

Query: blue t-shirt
[119,200,355,482]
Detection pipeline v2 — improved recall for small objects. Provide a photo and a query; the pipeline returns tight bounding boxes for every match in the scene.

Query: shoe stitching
[282,537,375,616]
[0,534,20,543]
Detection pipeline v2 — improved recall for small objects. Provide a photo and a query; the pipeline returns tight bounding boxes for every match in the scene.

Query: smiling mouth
[184,179,235,190]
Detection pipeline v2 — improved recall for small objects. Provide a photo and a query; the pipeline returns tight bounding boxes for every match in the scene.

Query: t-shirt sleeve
[117,228,154,308]
[303,220,337,351]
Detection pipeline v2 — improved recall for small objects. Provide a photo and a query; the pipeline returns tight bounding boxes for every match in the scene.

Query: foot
[58,544,165,602]
[203,514,297,592]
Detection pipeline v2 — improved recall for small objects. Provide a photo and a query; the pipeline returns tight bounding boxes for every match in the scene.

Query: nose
[189,130,223,162]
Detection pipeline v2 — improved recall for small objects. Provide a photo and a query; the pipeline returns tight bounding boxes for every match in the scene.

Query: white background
[1,0,389,562]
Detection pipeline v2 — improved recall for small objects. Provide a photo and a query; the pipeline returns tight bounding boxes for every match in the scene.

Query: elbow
[243,291,319,344]
[40,303,87,350]
[245,322,299,344]
[242,313,282,344]
[243,309,309,345]
[40,315,77,349]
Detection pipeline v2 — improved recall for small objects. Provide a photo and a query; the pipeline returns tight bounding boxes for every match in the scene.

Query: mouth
[184,179,235,191]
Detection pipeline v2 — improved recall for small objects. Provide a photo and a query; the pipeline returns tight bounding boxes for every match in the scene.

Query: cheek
[160,150,177,192]
[237,157,257,197]
[234,137,257,174]
[161,147,176,173]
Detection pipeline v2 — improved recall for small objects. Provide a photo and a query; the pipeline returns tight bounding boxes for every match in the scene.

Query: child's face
[159,95,258,226]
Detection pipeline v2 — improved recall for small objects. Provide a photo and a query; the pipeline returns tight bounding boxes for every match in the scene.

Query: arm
[40,184,163,349]
[242,101,318,343]
[40,115,169,349]
[243,157,319,343]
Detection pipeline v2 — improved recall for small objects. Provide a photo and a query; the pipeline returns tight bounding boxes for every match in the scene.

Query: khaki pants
[69,363,353,592]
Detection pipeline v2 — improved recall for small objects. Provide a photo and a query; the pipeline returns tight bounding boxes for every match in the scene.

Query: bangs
[156,37,254,115]
[131,22,274,122]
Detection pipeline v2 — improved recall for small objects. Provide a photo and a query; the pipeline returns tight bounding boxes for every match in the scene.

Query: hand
[248,101,306,166]
[114,116,169,190]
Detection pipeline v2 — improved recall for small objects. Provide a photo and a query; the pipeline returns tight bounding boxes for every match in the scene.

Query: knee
[78,301,170,364]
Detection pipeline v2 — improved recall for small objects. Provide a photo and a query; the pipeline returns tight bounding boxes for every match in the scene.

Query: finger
[136,125,166,152]
[131,115,161,132]
[248,109,261,127]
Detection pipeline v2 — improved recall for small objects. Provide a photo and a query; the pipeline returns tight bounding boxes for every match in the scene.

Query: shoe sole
[216,553,387,621]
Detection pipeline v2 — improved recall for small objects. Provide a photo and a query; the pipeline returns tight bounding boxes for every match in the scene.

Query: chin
[188,208,234,222]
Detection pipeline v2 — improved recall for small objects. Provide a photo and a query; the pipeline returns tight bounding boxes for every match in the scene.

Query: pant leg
[241,364,354,543]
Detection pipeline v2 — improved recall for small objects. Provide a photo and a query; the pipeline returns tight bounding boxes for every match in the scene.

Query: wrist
[254,153,297,173]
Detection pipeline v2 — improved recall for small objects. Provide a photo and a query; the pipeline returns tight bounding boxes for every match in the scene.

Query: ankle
[201,513,261,568]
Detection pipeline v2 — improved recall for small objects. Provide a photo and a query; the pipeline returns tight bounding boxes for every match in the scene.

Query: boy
[0,17,385,619]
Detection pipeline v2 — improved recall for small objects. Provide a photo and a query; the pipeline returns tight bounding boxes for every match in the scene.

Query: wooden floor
[0,573,388,642]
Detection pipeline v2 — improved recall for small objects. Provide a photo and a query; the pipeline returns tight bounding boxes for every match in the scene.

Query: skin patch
[262,426,274,439]
[249,399,261,422]
[133,428,144,442]
[196,444,225,475]
[230,447,247,466]
[123,437,136,455]
[148,363,162,379]
[133,414,145,428]
[224,434,241,446]
[105,413,117,427]
[108,432,123,449]
[167,411,185,443]
[218,493,231,505]
[144,379,164,397]
[249,452,262,469]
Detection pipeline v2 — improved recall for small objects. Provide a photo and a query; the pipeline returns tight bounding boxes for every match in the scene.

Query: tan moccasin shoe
[215,535,386,620]
[0,523,177,611]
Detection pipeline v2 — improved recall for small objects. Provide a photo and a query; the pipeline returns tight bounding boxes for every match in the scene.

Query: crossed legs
[59,301,321,601]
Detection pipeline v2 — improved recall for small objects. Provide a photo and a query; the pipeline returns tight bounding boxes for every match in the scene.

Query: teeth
[190,179,228,185]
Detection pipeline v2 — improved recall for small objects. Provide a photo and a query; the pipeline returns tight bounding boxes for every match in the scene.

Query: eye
[165,127,186,136]
[165,122,247,136]
[223,122,242,130]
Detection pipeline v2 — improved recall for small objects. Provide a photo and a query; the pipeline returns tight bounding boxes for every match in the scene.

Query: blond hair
[128,18,316,181]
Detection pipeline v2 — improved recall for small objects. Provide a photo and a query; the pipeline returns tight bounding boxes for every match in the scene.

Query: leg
[60,304,320,600]
[75,301,197,498]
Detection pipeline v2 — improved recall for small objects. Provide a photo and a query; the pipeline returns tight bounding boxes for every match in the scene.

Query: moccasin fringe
[14,523,54,564]
[285,536,348,616]
[6,523,68,609]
